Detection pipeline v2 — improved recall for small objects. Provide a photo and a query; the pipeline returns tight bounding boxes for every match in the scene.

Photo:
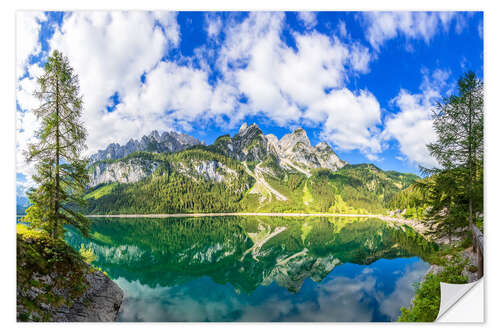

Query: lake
[65,216,436,322]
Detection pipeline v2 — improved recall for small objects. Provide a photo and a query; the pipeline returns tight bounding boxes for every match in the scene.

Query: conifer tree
[420,169,468,243]
[23,50,90,239]
[422,71,483,242]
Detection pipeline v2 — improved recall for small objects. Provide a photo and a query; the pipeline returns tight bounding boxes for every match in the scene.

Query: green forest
[17,49,484,323]
[83,149,420,215]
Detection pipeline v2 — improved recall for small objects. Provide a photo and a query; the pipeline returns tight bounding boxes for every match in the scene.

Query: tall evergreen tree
[23,50,90,239]
[422,71,483,242]
[420,169,468,243]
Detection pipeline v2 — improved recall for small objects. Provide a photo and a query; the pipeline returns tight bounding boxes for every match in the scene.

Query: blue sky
[16,11,483,196]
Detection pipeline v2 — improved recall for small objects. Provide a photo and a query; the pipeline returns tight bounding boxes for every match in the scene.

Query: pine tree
[23,50,90,239]
[421,71,483,243]
[420,169,468,243]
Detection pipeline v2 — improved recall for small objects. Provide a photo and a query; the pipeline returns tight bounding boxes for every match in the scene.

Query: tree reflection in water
[65,216,435,322]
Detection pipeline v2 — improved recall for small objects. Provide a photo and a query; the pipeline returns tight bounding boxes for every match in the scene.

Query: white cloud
[47,11,180,152]
[230,29,350,123]
[16,11,386,196]
[309,89,382,155]
[277,32,350,106]
[362,12,458,51]
[349,42,371,74]
[382,69,452,168]
[383,91,438,168]
[217,12,380,155]
[378,261,429,320]
[116,61,221,132]
[438,12,455,30]
[297,12,317,30]
[16,108,39,180]
[16,12,181,194]
[337,20,347,38]
[153,12,180,45]
[16,63,44,112]
[16,63,46,191]
[454,13,468,34]
[16,11,47,77]
[205,13,223,38]
[216,12,306,125]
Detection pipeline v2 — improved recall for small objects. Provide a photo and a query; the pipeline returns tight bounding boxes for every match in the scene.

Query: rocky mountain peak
[265,134,279,147]
[238,122,248,134]
[234,123,262,141]
[89,123,347,188]
[230,123,272,162]
[273,127,347,173]
[315,142,331,151]
[224,123,347,172]
[279,127,311,154]
[89,130,202,164]
[150,130,160,141]
[293,127,306,135]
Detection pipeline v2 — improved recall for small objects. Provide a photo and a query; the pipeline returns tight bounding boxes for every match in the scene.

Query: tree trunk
[468,94,476,253]
[54,77,60,239]
[469,196,475,252]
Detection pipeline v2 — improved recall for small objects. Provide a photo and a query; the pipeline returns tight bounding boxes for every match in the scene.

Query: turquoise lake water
[64,216,435,322]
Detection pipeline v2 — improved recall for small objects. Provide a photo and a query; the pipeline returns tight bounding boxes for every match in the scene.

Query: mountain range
[82,123,419,214]
[65,217,434,294]
[89,130,202,164]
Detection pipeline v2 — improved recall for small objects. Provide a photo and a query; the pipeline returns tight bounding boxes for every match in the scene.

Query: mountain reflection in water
[65,216,435,322]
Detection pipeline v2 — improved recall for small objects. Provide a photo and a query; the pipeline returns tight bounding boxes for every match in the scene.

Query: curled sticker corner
[436,278,483,322]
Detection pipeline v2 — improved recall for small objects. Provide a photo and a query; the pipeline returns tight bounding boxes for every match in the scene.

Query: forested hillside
[85,149,254,214]
[81,125,420,214]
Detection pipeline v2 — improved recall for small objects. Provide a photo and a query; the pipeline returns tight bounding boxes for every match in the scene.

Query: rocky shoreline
[16,231,124,322]
[53,269,124,322]
[86,212,433,240]
[86,212,429,228]
[17,266,123,322]
[425,247,481,284]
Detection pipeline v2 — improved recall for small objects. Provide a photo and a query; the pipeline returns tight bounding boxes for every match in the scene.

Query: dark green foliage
[205,135,231,156]
[396,73,484,322]
[84,155,420,214]
[246,160,258,172]
[23,50,90,239]
[237,164,419,214]
[398,254,468,322]
[307,165,419,213]
[287,173,305,191]
[422,71,483,238]
[391,72,484,242]
[421,169,470,242]
[388,180,429,219]
[307,170,338,212]
[17,228,90,321]
[260,154,286,178]
[84,148,254,214]
[65,216,437,294]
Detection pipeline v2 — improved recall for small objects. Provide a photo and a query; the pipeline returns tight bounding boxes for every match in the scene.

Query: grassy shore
[16,224,91,321]
[84,212,430,236]
[397,233,481,322]
[16,224,124,322]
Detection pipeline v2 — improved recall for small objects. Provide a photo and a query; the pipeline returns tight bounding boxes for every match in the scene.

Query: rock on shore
[53,270,124,321]
[17,266,123,322]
